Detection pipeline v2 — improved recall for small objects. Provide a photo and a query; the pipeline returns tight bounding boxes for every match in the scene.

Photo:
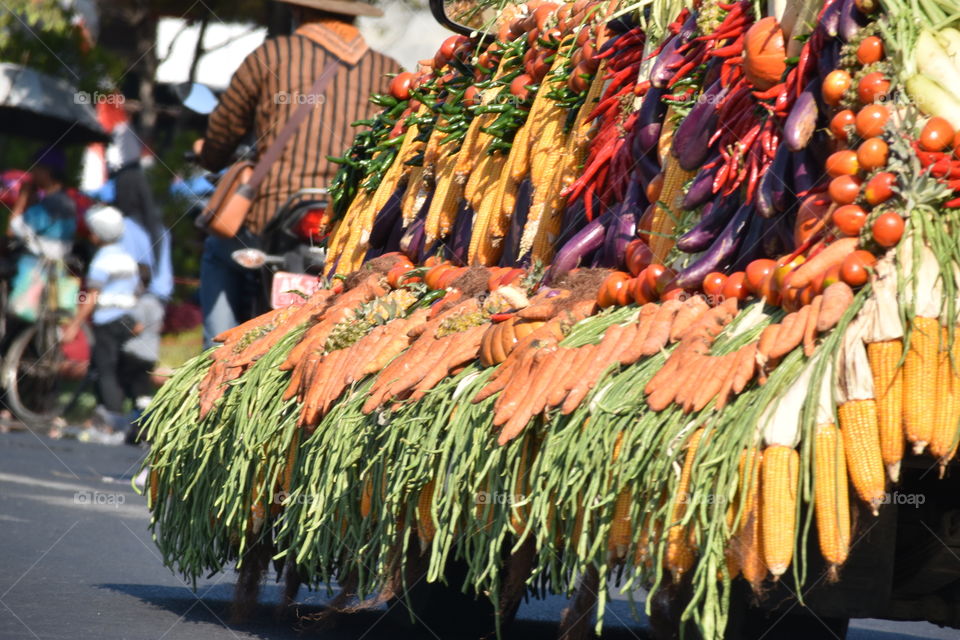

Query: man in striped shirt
[196,0,402,346]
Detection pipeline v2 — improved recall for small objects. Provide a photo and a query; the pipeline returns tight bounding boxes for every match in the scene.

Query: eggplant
[838,0,866,42]
[555,196,588,249]
[448,201,473,265]
[367,184,404,249]
[606,14,638,34]
[757,143,791,218]
[675,197,739,253]
[650,36,682,88]
[682,163,719,210]
[673,80,724,170]
[601,179,642,267]
[546,210,611,283]
[729,213,768,272]
[400,216,426,262]
[821,0,842,38]
[636,86,668,154]
[815,40,841,102]
[383,199,408,253]
[791,148,820,196]
[499,178,532,266]
[785,83,819,152]
[635,154,662,194]
[674,203,752,289]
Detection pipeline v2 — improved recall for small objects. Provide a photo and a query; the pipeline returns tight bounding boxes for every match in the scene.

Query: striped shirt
[199,22,402,235]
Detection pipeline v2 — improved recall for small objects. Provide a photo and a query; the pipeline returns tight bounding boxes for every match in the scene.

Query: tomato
[832,204,868,236]
[624,239,653,276]
[855,0,878,12]
[646,173,664,203]
[463,85,481,108]
[597,271,632,307]
[702,272,728,297]
[510,73,534,102]
[389,72,415,101]
[759,269,781,305]
[872,212,905,248]
[795,195,831,247]
[856,36,884,64]
[437,266,466,290]
[855,104,889,139]
[840,250,876,287]
[387,263,415,288]
[745,259,776,294]
[821,69,852,106]
[440,35,465,60]
[830,110,857,141]
[424,264,452,289]
[532,2,559,30]
[919,116,955,152]
[857,72,890,104]
[826,150,859,177]
[631,271,656,304]
[638,203,656,244]
[857,137,889,171]
[775,255,805,288]
[423,255,443,267]
[828,175,862,205]
[644,263,668,292]
[864,171,896,205]
[722,272,748,301]
[567,63,590,93]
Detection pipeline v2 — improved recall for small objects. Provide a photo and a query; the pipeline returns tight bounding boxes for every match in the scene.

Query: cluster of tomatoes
[911,116,960,207]
[385,256,526,294]
[820,35,906,258]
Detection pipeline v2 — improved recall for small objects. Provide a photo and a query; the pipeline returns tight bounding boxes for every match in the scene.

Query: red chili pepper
[946,196,960,208]
[667,57,702,88]
[714,162,730,193]
[930,161,960,179]
[752,82,785,101]
[489,312,514,323]
[912,142,949,167]
[584,182,597,221]
[794,45,813,97]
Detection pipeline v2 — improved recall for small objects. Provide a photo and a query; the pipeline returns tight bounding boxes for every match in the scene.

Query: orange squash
[743,18,786,90]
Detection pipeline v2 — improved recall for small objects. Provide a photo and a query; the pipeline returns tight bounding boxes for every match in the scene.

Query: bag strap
[245,59,341,192]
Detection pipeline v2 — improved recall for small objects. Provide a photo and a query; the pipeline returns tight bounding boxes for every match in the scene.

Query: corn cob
[732,447,766,591]
[417,479,436,545]
[468,154,510,264]
[867,339,904,482]
[837,399,886,515]
[649,151,695,262]
[814,423,851,580]
[608,489,632,557]
[509,122,531,183]
[425,148,462,243]
[904,316,940,454]
[761,445,798,579]
[930,327,960,474]
[666,428,703,582]
[510,436,537,536]
[401,164,427,224]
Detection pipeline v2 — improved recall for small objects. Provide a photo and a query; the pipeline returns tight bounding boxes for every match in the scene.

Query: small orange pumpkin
[743,17,786,90]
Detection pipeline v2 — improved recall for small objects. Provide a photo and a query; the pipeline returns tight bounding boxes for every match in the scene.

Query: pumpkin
[743,17,786,91]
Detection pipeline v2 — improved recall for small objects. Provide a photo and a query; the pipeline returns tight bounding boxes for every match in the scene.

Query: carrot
[641,299,683,356]
[757,324,781,365]
[677,354,713,411]
[621,303,660,365]
[732,343,758,394]
[474,352,525,403]
[283,361,305,401]
[563,325,627,415]
[770,306,808,360]
[681,297,738,346]
[546,347,580,408]
[379,341,447,404]
[692,352,738,412]
[785,238,859,289]
[670,295,711,342]
[644,346,685,395]
[648,354,705,411]
[494,349,537,426]
[500,349,558,444]
[816,282,854,332]
[213,306,286,343]
[715,348,750,411]
[803,295,823,357]
[410,331,481,401]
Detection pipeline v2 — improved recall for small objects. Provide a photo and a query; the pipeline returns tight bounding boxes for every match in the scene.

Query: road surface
[1,431,957,639]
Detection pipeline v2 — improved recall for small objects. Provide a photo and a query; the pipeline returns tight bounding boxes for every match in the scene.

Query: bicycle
[1,257,93,426]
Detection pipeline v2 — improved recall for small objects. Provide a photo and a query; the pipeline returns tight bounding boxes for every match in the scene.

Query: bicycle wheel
[1,318,91,426]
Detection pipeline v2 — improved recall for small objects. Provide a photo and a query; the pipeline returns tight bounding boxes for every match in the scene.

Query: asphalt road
[1,430,958,640]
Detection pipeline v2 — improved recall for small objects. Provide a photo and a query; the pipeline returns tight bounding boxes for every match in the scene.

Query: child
[62,205,150,431]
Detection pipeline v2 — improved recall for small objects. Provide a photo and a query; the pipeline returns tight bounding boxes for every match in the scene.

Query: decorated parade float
[142,0,960,636]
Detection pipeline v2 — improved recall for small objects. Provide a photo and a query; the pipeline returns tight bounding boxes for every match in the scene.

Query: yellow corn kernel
[761,445,799,579]
[665,429,704,582]
[417,479,436,545]
[867,339,904,482]
[930,327,960,474]
[838,399,886,515]
[814,423,851,580]
[904,316,940,454]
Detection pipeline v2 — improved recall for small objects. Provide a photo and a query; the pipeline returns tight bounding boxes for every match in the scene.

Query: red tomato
[775,255,805,289]
[826,150,859,177]
[830,110,856,140]
[646,173,664,203]
[920,116,955,152]
[823,263,842,288]
[624,239,653,276]
[597,271,632,308]
[864,172,896,205]
[661,287,687,302]
[463,85,481,107]
[840,250,876,287]
[702,272,728,297]
[855,104,889,138]
[510,74,534,102]
[745,259,776,294]
[722,272,748,301]
[828,175,862,205]
[832,204,868,236]
[567,62,590,93]
[857,72,890,104]
[389,72,415,101]
[872,212,905,248]
[822,69,852,106]
[857,137,889,171]
[856,36,884,64]
[631,271,655,304]
[440,35,465,60]
[644,264,668,292]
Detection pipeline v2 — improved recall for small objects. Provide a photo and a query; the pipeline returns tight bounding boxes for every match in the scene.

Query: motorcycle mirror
[428,0,496,38]
[175,82,218,115]
[231,248,268,269]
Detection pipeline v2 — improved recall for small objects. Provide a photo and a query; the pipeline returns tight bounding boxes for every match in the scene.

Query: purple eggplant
[757,143,791,218]
[674,204,752,289]
[790,149,821,196]
[673,80,724,170]
[606,15,638,34]
[448,201,473,265]
[400,217,425,262]
[635,154,662,194]
[675,197,738,253]
[545,210,611,283]
[499,178,532,266]
[821,0,842,38]
[383,204,407,253]
[601,179,642,267]
[650,37,682,88]
[555,196,588,249]
[838,0,866,42]
[683,163,719,210]
[367,184,404,249]
[730,213,768,272]
[785,83,819,152]
[636,86,668,154]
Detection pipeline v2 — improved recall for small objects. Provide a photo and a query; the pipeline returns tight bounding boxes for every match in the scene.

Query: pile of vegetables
[143,0,960,638]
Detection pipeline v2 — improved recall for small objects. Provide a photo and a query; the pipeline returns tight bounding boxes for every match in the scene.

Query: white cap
[85,204,125,243]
